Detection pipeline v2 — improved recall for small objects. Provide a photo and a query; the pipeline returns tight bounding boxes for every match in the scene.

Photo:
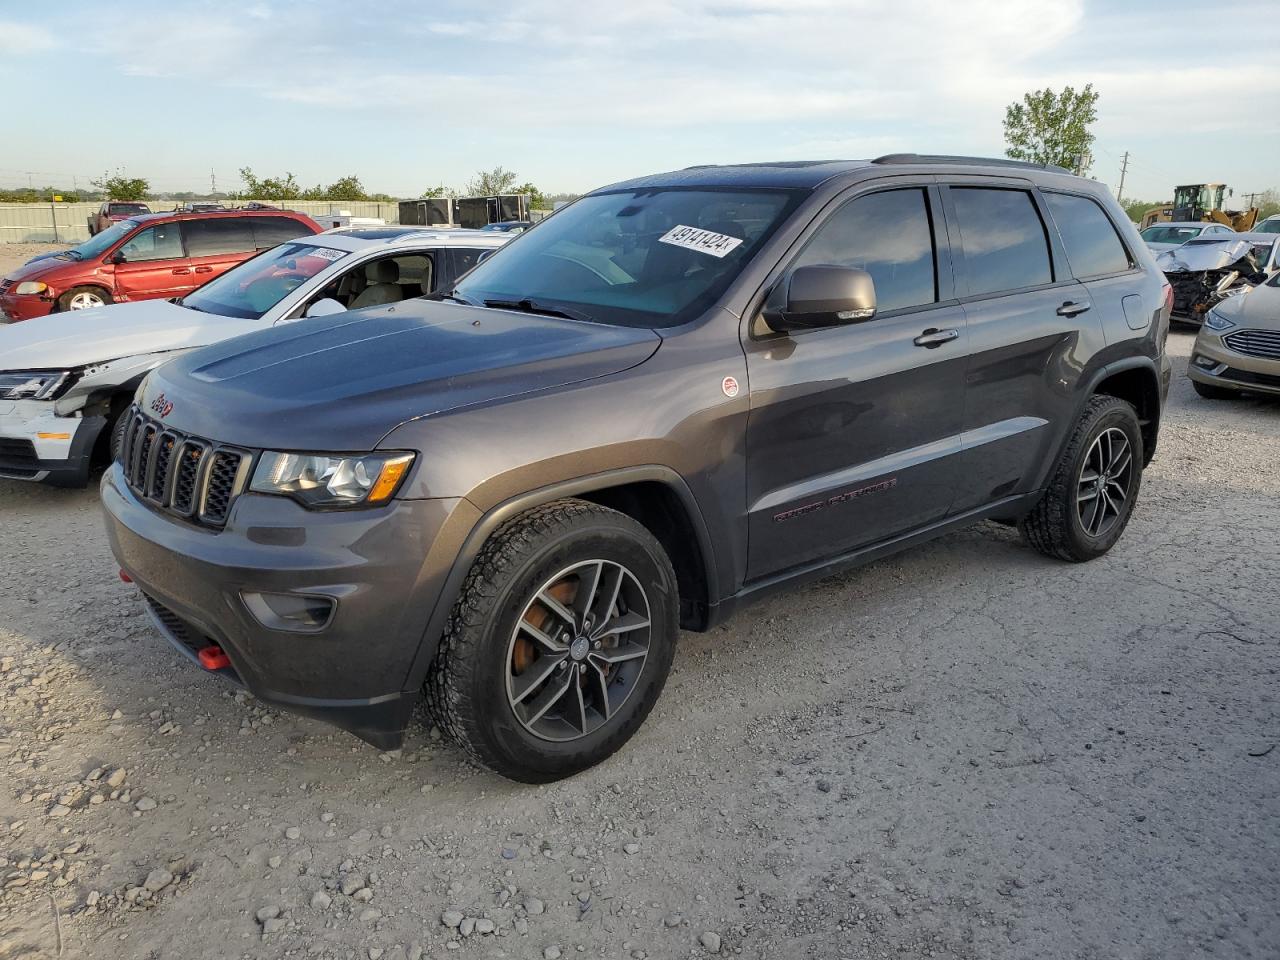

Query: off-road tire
[56,286,113,312]
[1192,379,1237,401]
[1020,395,1143,563]
[426,498,679,783]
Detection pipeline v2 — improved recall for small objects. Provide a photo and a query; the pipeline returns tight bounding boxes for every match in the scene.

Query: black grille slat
[201,452,243,524]
[115,406,250,529]
[171,442,205,515]
[1220,367,1280,389]
[1224,329,1280,361]
[0,438,39,476]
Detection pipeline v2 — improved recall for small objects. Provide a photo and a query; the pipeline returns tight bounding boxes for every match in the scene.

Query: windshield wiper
[482,298,593,323]
[65,250,83,260]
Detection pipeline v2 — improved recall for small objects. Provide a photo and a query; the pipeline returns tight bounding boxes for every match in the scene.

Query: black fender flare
[399,464,717,695]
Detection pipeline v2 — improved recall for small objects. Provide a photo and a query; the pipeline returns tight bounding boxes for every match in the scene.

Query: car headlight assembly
[1203,309,1236,332]
[250,451,415,508]
[14,281,49,296]
[0,370,73,401]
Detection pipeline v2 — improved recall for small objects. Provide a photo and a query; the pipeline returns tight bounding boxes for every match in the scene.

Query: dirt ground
[1,243,1278,960]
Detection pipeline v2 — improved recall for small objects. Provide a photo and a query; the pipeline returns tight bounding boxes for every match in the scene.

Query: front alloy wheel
[427,499,678,782]
[506,559,652,742]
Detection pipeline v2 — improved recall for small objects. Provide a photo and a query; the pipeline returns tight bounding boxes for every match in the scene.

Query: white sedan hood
[0,299,263,370]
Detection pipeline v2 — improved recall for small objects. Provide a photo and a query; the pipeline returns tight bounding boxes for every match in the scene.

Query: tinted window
[183,218,255,257]
[1255,219,1280,235]
[1045,192,1131,278]
[1141,224,1203,244]
[951,188,1052,296]
[118,222,184,262]
[250,216,310,249]
[793,188,937,312]
[449,248,489,287]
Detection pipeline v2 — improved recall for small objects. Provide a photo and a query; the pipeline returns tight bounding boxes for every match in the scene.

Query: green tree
[465,166,519,196]
[239,167,301,201]
[1003,84,1099,173]
[514,181,546,209]
[91,170,150,201]
[323,175,369,201]
[421,184,455,199]
[1120,198,1163,224]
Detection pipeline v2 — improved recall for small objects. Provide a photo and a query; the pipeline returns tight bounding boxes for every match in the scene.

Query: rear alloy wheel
[57,286,112,311]
[1020,395,1143,562]
[427,499,678,782]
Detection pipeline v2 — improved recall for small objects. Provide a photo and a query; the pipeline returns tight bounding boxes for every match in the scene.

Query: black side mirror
[110,250,127,265]
[763,264,877,333]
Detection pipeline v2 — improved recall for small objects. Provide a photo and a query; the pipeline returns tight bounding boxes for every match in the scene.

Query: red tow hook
[118,569,133,583]
[197,645,231,671]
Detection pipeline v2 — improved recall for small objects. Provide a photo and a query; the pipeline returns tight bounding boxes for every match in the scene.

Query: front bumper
[0,292,54,322]
[101,464,476,748]
[1188,329,1280,397]
[0,401,105,485]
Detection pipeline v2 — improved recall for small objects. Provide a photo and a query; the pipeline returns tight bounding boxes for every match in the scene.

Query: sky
[1,0,1276,202]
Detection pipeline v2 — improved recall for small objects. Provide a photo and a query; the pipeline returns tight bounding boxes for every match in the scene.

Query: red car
[0,209,322,321]
[87,201,152,236]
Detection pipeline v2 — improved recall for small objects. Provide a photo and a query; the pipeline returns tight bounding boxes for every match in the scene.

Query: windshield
[180,242,350,319]
[1255,219,1280,235]
[66,220,138,260]
[1141,225,1203,244]
[453,188,804,327]
[109,203,149,216]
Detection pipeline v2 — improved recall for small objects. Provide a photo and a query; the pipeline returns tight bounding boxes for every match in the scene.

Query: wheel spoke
[568,669,589,733]
[511,652,569,704]
[1110,449,1132,478]
[589,640,648,665]
[573,561,603,624]
[1079,468,1101,484]
[1108,436,1130,474]
[1105,479,1127,502]
[1077,487,1100,503]
[588,661,613,721]
[594,610,650,638]
[522,665,575,724]
[1086,491,1104,535]
[536,590,578,632]
[519,618,567,654]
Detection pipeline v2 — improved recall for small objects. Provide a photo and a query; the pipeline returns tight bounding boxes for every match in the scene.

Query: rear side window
[951,188,1052,296]
[1045,193,1132,278]
[250,216,309,249]
[183,218,255,257]
[793,188,937,312]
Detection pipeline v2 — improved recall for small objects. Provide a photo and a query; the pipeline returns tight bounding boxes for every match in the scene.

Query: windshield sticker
[307,247,347,262]
[658,225,744,259]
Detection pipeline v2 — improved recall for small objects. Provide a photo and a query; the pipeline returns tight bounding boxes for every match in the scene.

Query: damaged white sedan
[0,228,509,485]
[1157,234,1279,325]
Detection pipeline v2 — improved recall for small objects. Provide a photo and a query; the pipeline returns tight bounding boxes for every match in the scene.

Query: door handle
[193,266,213,273]
[171,267,191,275]
[913,327,960,348]
[1056,300,1091,317]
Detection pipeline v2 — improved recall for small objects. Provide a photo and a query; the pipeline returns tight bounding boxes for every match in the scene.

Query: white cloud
[0,21,57,53]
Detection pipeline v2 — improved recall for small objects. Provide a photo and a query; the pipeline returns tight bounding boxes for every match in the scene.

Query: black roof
[598,154,1075,193]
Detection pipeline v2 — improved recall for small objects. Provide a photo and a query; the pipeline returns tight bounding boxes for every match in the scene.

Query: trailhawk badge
[721,376,740,398]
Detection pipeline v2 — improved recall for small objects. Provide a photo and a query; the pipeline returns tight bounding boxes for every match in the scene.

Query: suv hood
[138,300,662,451]
[0,299,259,370]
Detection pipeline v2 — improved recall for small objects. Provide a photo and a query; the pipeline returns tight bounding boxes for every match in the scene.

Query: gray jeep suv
[103,155,1172,782]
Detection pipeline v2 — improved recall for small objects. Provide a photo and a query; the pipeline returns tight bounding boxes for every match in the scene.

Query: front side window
[1044,192,1132,278]
[453,188,805,328]
[791,188,937,313]
[181,242,350,319]
[117,222,184,262]
[951,188,1053,296]
[184,218,256,257]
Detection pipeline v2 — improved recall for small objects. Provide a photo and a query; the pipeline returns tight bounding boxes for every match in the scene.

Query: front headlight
[250,450,415,508]
[0,370,72,400]
[1203,309,1236,332]
[14,281,48,296]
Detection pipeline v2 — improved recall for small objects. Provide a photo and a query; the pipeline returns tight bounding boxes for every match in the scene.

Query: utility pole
[1116,151,1129,203]
[210,168,217,196]
[1241,191,1262,209]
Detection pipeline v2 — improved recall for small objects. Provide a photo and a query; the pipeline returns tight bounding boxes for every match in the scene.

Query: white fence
[0,200,403,244]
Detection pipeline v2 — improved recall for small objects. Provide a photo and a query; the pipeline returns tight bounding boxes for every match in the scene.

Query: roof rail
[871,153,1073,175]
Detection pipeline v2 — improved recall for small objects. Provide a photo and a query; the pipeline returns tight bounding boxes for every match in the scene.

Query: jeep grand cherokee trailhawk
[102,155,1171,782]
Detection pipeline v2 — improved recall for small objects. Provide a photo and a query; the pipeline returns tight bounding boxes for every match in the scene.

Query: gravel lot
[2,244,1278,960]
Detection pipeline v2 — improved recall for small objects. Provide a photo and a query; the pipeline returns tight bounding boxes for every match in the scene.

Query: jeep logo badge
[150,393,174,418]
